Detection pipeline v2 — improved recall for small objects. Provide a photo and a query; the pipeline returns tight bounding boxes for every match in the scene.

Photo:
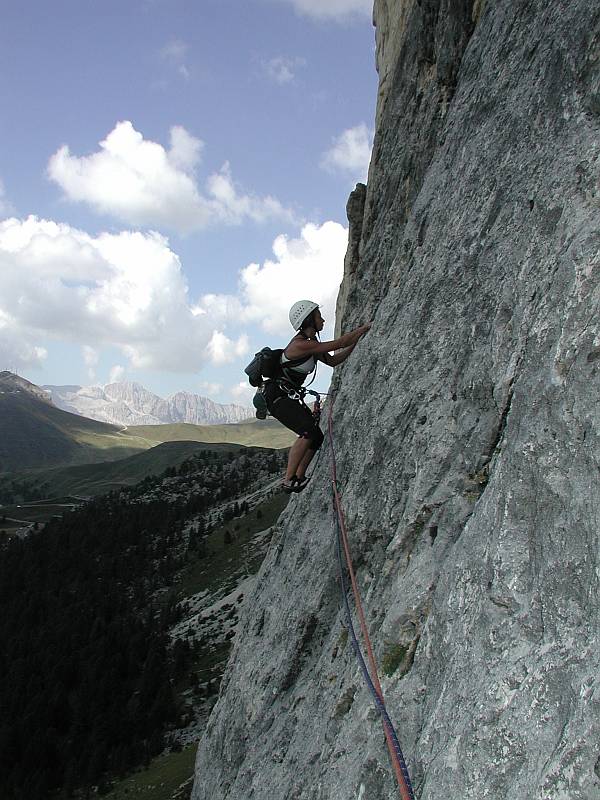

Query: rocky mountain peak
[0,371,52,404]
[44,381,252,427]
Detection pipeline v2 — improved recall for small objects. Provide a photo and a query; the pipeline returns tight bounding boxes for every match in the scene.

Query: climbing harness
[247,344,320,419]
[327,396,415,800]
[245,328,320,392]
[280,385,322,404]
[279,355,319,393]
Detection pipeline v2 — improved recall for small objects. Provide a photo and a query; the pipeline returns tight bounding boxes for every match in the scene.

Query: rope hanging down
[327,395,415,800]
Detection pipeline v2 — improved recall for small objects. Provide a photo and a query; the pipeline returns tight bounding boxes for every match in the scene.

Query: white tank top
[280,350,316,376]
[280,336,317,386]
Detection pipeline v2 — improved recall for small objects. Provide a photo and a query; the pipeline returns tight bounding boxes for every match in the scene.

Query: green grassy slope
[0,389,294,475]
[2,441,251,500]
[126,419,295,448]
[0,391,146,472]
[103,745,197,800]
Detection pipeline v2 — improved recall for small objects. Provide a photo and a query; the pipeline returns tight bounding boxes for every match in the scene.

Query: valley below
[0,371,296,800]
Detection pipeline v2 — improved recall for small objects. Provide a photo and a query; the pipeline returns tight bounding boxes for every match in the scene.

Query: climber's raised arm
[319,339,360,367]
[284,302,371,360]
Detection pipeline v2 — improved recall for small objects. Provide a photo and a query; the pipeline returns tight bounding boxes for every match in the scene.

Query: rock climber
[264,300,371,493]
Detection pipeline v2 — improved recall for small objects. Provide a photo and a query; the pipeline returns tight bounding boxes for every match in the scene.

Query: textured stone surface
[335,182,367,336]
[192,1,600,798]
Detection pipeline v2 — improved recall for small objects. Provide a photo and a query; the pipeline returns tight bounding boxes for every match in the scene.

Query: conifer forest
[0,447,286,799]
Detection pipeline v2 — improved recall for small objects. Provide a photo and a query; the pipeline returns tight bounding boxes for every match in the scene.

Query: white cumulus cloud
[0,308,47,370]
[270,0,372,21]
[206,332,250,365]
[0,216,350,379]
[231,381,255,402]
[47,121,295,233]
[197,220,348,338]
[321,123,373,182]
[0,216,242,374]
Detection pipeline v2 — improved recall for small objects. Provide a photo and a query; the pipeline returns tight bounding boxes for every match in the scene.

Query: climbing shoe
[282,475,310,494]
[282,478,296,494]
[291,476,310,493]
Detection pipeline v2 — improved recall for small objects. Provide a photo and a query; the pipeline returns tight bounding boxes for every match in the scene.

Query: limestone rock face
[192,2,600,799]
[44,381,252,426]
[167,391,250,426]
[335,183,367,338]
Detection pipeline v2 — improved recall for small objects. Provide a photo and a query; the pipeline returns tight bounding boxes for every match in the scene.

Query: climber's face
[313,309,324,331]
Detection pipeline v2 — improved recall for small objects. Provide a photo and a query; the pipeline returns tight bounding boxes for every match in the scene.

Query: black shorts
[264,382,324,450]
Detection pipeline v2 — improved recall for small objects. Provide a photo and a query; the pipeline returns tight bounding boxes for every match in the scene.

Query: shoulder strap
[282,332,315,366]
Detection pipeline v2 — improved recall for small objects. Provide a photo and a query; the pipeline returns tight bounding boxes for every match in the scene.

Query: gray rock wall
[192,1,600,798]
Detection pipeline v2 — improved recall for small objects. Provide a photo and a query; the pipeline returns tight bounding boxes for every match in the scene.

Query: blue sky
[0,0,377,404]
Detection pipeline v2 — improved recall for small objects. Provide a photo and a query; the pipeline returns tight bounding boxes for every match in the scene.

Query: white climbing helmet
[289,300,319,331]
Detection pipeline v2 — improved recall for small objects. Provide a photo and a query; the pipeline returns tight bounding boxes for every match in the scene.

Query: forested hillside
[0,446,287,799]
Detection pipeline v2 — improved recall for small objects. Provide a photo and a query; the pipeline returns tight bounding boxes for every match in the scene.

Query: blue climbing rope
[333,502,415,799]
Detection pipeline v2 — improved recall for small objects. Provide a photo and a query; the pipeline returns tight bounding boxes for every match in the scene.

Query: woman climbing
[264,299,371,493]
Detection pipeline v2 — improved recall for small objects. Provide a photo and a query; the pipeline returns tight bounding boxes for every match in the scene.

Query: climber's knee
[302,427,324,451]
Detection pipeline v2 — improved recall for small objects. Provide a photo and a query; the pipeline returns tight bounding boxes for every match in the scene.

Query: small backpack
[244,347,284,387]
[244,347,307,387]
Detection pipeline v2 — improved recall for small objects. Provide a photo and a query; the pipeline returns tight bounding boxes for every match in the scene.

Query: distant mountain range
[0,371,290,474]
[0,371,142,472]
[43,381,253,427]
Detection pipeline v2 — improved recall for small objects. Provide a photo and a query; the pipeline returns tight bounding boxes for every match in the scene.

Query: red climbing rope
[327,395,415,800]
